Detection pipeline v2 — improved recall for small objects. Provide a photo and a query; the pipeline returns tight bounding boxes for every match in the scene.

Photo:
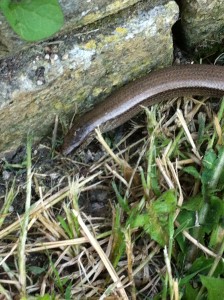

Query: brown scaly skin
[61,64,224,155]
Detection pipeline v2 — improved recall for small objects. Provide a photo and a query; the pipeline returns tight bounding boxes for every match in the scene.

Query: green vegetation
[0,0,63,41]
[0,95,223,298]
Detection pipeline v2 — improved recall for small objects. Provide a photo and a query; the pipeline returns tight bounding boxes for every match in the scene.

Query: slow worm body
[62,64,224,155]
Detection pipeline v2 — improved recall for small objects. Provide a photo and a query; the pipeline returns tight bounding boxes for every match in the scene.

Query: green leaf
[187,257,213,275]
[110,205,126,267]
[112,182,130,213]
[183,166,201,180]
[200,275,224,300]
[65,281,72,300]
[208,146,224,189]
[132,190,177,246]
[200,196,224,233]
[0,0,63,41]
[203,149,217,170]
[58,215,73,239]
[209,224,224,249]
[28,265,46,275]
[184,282,198,300]
[175,218,192,256]
[201,149,217,192]
[150,190,177,215]
[36,295,52,300]
[0,0,10,11]
[180,258,212,286]
[131,214,148,228]
[181,195,203,211]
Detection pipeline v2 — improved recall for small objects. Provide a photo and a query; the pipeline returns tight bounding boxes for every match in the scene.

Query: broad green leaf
[200,275,224,300]
[0,0,63,41]
[201,149,216,190]
[150,190,176,215]
[181,195,203,211]
[183,282,198,300]
[202,196,223,233]
[209,224,224,249]
[201,149,217,193]
[209,146,224,189]
[132,190,177,246]
[180,269,204,287]
[187,257,213,274]
[0,0,10,11]
[203,149,217,170]
[180,257,212,286]
[131,214,148,228]
[200,147,224,194]
[146,190,176,245]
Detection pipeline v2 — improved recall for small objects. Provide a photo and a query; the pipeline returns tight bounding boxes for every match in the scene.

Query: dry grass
[0,95,224,299]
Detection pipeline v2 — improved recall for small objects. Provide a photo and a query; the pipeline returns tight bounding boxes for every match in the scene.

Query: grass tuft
[0,96,223,299]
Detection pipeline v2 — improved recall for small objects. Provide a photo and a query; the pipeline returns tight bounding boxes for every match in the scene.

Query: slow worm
[61,64,224,155]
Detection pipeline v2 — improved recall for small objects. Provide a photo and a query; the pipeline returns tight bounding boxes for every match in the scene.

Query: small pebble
[45,54,50,60]
[37,80,43,86]
[3,170,10,181]
[8,206,14,213]
[52,54,58,61]
[62,53,68,60]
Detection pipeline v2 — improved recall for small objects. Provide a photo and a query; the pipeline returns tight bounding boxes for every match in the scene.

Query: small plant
[0,0,64,41]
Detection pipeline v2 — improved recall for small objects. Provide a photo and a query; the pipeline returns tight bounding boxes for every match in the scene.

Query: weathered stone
[0,0,178,156]
[180,0,224,55]
[0,0,142,59]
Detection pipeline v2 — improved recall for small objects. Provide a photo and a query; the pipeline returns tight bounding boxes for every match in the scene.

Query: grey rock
[0,0,179,155]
